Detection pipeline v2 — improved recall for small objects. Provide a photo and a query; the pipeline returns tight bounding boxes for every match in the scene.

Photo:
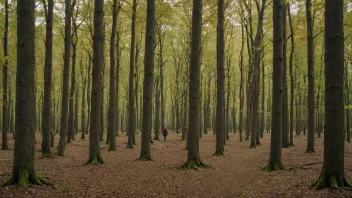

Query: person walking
[163,128,168,141]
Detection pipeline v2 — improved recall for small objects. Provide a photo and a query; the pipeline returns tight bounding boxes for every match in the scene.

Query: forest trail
[1,132,352,197]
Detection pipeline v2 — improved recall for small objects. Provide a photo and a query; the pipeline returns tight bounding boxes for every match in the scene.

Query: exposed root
[0,168,53,188]
[108,147,117,152]
[212,151,225,156]
[313,170,352,190]
[1,145,10,150]
[138,155,153,161]
[306,148,316,153]
[262,162,286,171]
[181,160,210,170]
[85,156,106,165]
[41,153,54,159]
[126,144,133,149]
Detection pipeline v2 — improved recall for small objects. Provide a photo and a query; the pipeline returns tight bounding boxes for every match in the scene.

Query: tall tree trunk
[306,0,315,153]
[86,0,105,165]
[314,0,351,189]
[263,0,285,171]
[1,0,53,187]
[288,3,294,146]
[116,30,121,136]
[1,0,9,150]
[345,61,351,143]
[239,22,245,142]
[182,0,207,168]
[86,57,92,134]
[41,0,54,157]
[108,0,119,151]
[140,0,155,160]
[58,0,72,156]
[215,0,225,155]
[127,0,137,148]
[154,79,160,140]
[282,1,289,148]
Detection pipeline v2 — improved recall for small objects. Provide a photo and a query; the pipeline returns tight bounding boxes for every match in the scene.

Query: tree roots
[0,168,53,188]
[262,162,286,171]
[41,153,54,159]
[313,170,352,190]
[138,155,152,161]
[181,160,210,170]
[85,156,105,165]
[212,151,225,156]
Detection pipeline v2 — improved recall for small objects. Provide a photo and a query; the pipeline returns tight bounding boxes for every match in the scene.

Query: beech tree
[41,0,54,158]
[262,0,285,171]
[1,0,9,150]
[58,0,72,156]
[0,0,53,188]
[313,0,351,189]
[140,0,155,161]
[181,0,207,169]
[85,0,105,165]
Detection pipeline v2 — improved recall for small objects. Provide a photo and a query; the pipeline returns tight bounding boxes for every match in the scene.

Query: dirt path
[1,131,352,197]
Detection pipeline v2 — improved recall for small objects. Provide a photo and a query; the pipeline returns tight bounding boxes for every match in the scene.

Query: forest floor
[1,131,352,197]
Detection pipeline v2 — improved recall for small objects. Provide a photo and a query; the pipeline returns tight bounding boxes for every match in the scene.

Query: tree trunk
[1,0,9,150]
[58,0,72,156]
[140,0,155,160]
[239,22,245,142]
[116,30,121,136]
[288,3,294,146]
[314,0,351,189]
[182,0,207,169]
[86,0,105,165]
[263,0,285,171]
[306,0,315,153]
[1,0,53,187]
[154,79,160,140]
[214,0,225,155]
[108,0,119,151]
[127,0,137,148]
[81,59,86,140]
[282,1,289,148]
[41,0,54,157]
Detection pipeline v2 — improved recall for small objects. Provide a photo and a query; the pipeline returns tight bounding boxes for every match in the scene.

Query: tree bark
[108,0,119,151]
[41,0,54,157]
[314,0,351,189]
[282,0,289,148]
[58,0,72,156]
[263,0,285,171]
[139,0,155,160]
[306,0,315,153]
[1,0,53,187]
[182,0,207,169]
[127,0,137,148]
[214,0,225,155]
[85,0,105,165]
[288,3,294,146]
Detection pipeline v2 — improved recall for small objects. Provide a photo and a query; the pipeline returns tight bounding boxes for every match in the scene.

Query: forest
[0,0,352,197]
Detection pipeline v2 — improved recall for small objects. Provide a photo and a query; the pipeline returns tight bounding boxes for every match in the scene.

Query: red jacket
[163,129,168,136]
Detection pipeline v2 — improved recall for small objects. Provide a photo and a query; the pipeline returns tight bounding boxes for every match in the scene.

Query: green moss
[41,153,54,159]
[18,168,29,188]
[314,169,352,190]
[85,155,106,165]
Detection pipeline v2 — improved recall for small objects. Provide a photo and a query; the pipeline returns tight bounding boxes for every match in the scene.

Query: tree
[1,0,9,150]
[41,0,54,158]
[262,0,285,171]
[288,3,294,146]
[313,0,352,189]
[127,0,138,148]
[214,0,225,156]
[139,0,155,161]
[108,0,121,151]
[85,0,105,165]
[181,0,207,169]
[58,0,72,156]
[0,0,53,188]
[306,0,315,153]
[282,0,289,148]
